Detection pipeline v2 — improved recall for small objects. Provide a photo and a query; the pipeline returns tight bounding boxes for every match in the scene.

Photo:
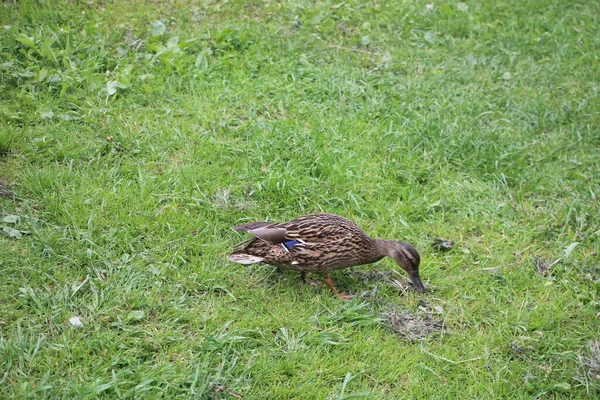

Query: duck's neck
[374,239,419,265]
[359,239,396,264]
[373,239,418,259]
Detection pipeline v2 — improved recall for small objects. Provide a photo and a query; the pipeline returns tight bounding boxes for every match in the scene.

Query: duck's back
[281,213,369,243]
[229,213,382,274]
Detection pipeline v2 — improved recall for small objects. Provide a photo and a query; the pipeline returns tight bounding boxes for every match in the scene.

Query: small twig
[547,257,563,269]
[481,263,517,271]
[226,390,242,399]
[420,346,480,364]
[391,268,404,277]
[516,244,534,256]
[212,384,242,398]
[71,275,89,296]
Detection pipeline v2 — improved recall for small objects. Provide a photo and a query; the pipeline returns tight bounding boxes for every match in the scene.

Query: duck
[227,213,424,299]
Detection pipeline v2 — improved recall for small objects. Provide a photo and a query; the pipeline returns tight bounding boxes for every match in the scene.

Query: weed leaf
[127,310,146,321]
[564,242,580,258]
[150,20,166,36]
[3,215,18,224]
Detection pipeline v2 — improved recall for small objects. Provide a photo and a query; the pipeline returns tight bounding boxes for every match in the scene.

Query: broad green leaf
[195,53,208,70]
[150,20,166,36]
[3,215,18,223]
[15,33,36,48]
[106,81,128,96]
[166,36,179,49]
[552,382,571,391]
[3,226,22,239]
[40,109,54,119]
[457,2,469,12]
[37,68,48,82]
[424,31,436,44]
[127,310,145,321]
[564,242,580,258]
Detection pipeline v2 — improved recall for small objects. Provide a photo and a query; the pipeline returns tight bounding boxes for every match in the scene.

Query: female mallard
[228,213,424,298]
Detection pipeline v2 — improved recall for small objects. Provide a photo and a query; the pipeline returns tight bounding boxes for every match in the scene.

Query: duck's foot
[337,292,354,301]
[324,276,353,300]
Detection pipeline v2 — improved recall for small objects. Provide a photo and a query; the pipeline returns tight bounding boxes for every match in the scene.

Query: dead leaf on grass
[382,308,443,341]
[0,178,15,199]
[209,382,242,398]
[341,269,394,283]
[431,238,454,252]
[342,269,430,294]
[578,341,600,382]
[534,256,549,276]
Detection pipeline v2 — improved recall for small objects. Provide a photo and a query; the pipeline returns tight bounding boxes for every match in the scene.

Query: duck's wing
[231,220,289,244]
[241,214,362,245]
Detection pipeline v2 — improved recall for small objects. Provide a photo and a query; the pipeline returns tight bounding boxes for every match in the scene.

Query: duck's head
[383,240,424,293]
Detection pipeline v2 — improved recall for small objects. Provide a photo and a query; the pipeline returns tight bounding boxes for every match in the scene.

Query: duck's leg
[324,275,353,300]
[300,271,322,287]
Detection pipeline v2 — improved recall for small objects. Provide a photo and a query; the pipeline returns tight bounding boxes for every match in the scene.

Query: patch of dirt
[533,256,549,276]
[382,301,444,341]
[579,341,600,382]
[0,178,15,199]
[582,265,600,283]
[341,269,426,294]
[508,342,532,360]
[430,238,455,252]
[385,277,421,294]
[342,269,395,282]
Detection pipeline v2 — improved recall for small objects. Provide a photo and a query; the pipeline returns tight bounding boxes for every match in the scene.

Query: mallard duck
[228,213,424,298]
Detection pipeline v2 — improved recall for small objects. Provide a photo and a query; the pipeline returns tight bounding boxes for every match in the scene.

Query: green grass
[1,0,599,397]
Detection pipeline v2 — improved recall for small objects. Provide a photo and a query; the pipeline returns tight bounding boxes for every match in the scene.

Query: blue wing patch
[282,240,301,250]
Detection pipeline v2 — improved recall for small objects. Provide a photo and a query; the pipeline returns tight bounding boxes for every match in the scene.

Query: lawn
[1,0,599,398]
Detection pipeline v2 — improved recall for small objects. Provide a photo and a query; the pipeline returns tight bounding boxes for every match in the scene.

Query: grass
[1,0,599,397]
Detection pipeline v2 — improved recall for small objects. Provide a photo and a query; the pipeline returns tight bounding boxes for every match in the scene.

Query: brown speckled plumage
[228,213,424,297]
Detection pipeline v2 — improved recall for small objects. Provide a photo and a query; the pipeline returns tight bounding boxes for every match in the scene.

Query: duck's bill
[409,273,425,293]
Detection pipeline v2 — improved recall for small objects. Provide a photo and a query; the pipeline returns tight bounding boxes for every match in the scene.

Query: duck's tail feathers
[232,237,255,249]
[227,253,264,265]
[232,221,271,232]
